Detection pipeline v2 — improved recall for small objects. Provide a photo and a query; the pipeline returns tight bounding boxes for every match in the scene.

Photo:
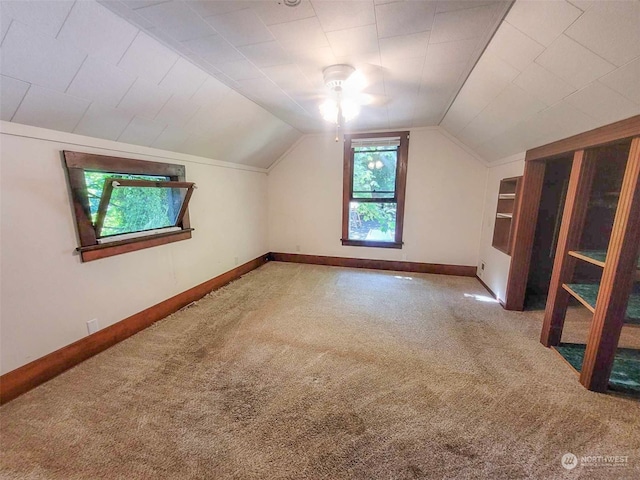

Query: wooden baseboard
[270,252,476,277]
[0,254,269,405]
[475,275,499,300]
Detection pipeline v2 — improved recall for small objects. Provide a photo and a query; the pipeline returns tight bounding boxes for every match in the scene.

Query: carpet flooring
[1,262,639,479]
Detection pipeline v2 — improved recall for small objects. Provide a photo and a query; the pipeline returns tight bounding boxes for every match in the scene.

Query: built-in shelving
[563,283,640,324]
[568,250,640,276]
[492,176,521,255]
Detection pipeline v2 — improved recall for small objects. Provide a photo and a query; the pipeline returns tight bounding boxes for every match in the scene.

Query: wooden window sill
[341,239,403,249]
[78,229,193,262]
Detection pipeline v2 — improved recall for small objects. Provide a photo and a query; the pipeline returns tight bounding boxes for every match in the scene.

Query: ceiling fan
[319,64,388,140]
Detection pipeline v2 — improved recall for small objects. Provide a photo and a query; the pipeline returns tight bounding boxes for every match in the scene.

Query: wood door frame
[503,115,640,311]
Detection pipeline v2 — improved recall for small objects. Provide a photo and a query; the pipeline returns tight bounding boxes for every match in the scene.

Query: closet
[504,115,640,393]
[540,137,640,393]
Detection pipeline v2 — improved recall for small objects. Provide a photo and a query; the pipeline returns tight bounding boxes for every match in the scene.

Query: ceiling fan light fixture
[283,0,302,7]
[322,64,356,90]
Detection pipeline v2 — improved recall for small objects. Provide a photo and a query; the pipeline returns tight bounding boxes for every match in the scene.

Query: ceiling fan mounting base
[323,64,356,90]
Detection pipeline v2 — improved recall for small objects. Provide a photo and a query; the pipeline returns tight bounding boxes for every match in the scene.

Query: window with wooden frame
[63,151,195,262]
[342,131,409,248]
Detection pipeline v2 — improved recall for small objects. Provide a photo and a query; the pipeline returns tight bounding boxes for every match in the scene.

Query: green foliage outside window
[352,147,398,234]
[84,171,179,237]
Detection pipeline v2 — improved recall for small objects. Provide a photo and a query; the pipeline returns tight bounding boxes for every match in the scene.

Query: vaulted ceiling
[1,0,639,167]
[442,0,640,162]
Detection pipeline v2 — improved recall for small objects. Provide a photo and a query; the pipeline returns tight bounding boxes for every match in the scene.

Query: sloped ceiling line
[0,0,302,168]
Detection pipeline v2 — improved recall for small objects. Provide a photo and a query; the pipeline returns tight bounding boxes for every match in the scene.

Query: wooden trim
[63,151,193,262]
[0,254,269,404]
[340,239,403,249]
[341,139,353,242]
[504,160,546,310]
[540,150,597,346]
[341,131,409,248]
[270,252,476,277]
[80,229,193,262]
[345,131,409,140]
[580,137,640,392]
[525,115,640,162]
[476,275,498,300]
[64,150,185,177]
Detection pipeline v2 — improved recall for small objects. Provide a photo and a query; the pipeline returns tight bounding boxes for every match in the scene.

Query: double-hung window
[342,131,409,248]
[64,151,195,262]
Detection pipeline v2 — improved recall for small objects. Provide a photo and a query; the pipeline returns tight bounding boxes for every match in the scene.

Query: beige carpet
[1,262,639,479]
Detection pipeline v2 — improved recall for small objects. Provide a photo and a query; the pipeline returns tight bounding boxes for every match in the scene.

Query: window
[64,151,195,262]
[342,131,409,248]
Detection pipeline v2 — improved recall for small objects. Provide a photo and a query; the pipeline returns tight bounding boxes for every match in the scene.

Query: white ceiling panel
[535,35,616,89]
[0,0,74,38]
[96,0,156,30]
[262,64,314,98]
[0,20,86,91]
[116,78,172,118]
[379,32,430,63]
[430,3,499,44]
[154,93,200,126]
[269,17,330,52]
[57,0,139,64]
[216,59,265,81]
[117,115,167,146]
[182,34,243,64]
[565,81,640,125]
[118,32,178,83]
[73,102,133,141]
[204,9,274,47]
[185,0,253,18]
[326,24,379,58]
[512,62,576,106]
[424,38,478,67]
[238,41,292,68]
[374,1,437,38]
[151,124,190,151]
[565,0,640,67]
[189,77,230,107]
[436,1,498,14]
[66,57,136,107]
[134,0,215,42]
[1,10,11,41]
[0,74,29,121]
[483,21,544,72]
[12,85,89,132]
[312,1,376,32]
[122,0,173,9]
[252,0,315,26]
[505,0,582,46]
[460,83,546,146]
[159,57,207,97]
[600,58,640,105]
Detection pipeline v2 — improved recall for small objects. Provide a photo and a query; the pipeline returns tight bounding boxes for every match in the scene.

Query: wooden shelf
[563,283,640,324]
[568,250,640,279]
[492,176,521,255]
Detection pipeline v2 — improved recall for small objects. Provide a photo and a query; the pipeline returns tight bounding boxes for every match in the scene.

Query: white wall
[0,122,268,374]
[476,154,525,302]
[268,128,487,266]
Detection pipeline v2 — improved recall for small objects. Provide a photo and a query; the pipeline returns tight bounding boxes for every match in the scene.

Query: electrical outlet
[87,319,99,335]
